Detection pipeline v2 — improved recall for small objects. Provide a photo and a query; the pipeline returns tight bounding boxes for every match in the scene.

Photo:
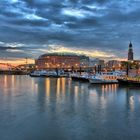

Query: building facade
[35,53,89,69]
[106,60,121,70]
[79,55,89,67]
[89,58,105,67]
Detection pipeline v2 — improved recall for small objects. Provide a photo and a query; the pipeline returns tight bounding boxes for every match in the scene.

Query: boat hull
[40,75,60,78]
[30,74,40,77]
[117,79,140,86]
[30,74,69,78]
[71,76,89,82]
[89,79,118,84]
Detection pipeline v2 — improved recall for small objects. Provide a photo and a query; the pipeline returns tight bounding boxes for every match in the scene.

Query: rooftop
[38,53,89,59]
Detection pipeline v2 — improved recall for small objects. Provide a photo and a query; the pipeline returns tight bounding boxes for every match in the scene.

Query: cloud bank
[0,0,140,61]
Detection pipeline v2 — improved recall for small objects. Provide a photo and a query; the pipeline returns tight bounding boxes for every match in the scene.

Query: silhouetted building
[128,42,134,60]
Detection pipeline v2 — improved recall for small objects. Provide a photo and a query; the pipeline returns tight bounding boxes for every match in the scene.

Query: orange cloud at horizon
[48,45,127,61]
[0,58,35,66]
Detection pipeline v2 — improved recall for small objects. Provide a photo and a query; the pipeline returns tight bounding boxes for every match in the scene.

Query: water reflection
[62,78,66,94]
[126,88,135,111]
[11,75,15,87]
[4,75,8,88]
[56,78,60,96]
[45,78,50,96]
[1,76,140,112]
[0,76,140,140]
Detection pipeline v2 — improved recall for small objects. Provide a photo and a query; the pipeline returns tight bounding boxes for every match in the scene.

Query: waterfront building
[35,53,89,69]
[89,58,105,67]
[106,60,121,70]
[79,55,89,67]
[128,42,134,60]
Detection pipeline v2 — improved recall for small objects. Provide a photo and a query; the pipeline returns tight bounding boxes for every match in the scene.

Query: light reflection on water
[0,75,140,140]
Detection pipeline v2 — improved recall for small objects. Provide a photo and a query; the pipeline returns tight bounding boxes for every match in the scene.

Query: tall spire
[128,42,133,60]
[129,41,132,48]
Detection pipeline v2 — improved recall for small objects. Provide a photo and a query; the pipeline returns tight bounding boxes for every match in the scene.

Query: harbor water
[0,75,140,140]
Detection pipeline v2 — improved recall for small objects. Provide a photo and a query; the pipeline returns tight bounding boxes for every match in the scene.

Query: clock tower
[128,42,134,60]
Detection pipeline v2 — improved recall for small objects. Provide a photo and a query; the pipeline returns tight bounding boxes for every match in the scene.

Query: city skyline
[0,0,140,64]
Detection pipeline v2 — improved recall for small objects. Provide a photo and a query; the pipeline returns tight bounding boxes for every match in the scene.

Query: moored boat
[30,70,69,78]
[89,71,124,84]
[89,76,118,84]
[30,70,59,77]
[71,73,89,82]
[117,77,140,86]
[30,71,41,77]
[40,71,59,77]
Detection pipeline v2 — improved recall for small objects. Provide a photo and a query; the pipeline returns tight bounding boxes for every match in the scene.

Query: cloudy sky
[0,0,140,64]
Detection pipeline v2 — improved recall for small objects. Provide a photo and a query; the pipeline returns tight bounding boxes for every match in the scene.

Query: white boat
[30,70,69,78]
[40,71,58,77]
[71,73,89,82]
[30,70,42,77]
[89,71,124,84]
[30,70,58,77]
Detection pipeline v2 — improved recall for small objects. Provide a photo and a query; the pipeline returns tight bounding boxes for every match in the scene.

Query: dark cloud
[0,0,140,60]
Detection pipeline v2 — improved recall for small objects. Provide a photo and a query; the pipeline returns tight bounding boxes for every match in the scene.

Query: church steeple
[129,42,132,48]
[128,42,134,60]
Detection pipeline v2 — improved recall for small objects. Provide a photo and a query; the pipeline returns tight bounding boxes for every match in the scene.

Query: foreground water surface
[0,75,140,140]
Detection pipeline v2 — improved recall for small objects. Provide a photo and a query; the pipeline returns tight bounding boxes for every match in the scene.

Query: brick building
[35,53,89,69]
